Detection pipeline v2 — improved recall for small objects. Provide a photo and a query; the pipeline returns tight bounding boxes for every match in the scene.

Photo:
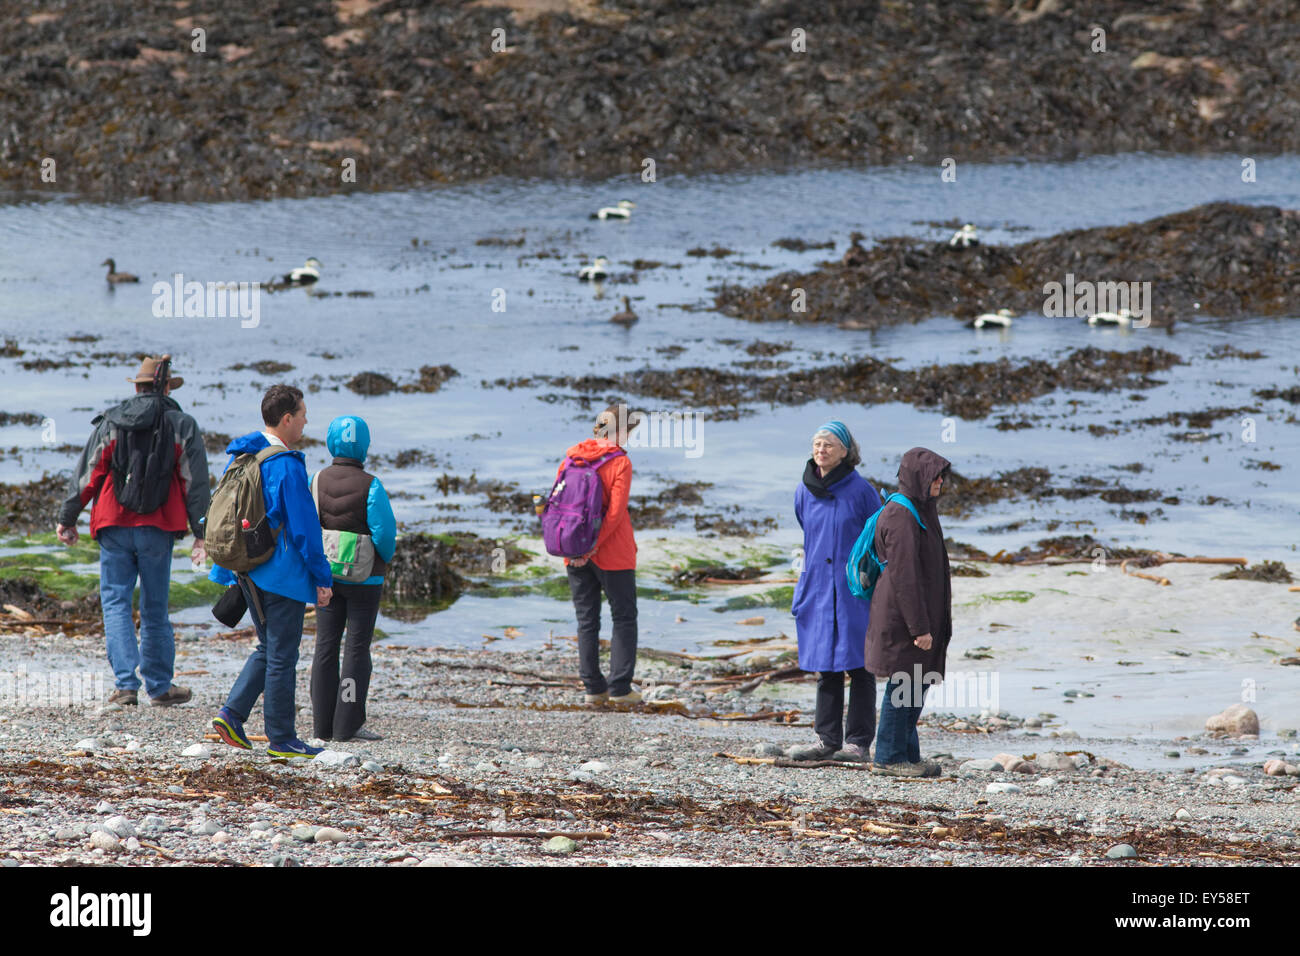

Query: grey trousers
[566,562,638,696]
[310,580,382,741]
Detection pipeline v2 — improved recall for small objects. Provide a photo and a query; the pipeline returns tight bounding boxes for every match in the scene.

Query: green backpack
[311,473,377,583]
[203,446,287,573]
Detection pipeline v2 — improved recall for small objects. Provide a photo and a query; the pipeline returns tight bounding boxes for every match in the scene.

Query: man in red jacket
[561,404,641,705]
[55,355,210,707]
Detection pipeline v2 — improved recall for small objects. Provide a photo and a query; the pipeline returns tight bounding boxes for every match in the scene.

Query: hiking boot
[107,688,138,706]
[212,707,253,750]
[871,760,941,778]
[149,684,192,707]
[831,743,871,763]
[609,690,642,705]
[267,738,324,759]
[584,692,610,705]
[789,740,838,762]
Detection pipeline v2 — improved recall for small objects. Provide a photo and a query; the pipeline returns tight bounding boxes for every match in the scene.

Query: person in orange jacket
[559,403,642,705]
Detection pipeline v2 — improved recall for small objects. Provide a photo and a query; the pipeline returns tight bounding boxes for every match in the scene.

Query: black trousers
[815,668,876,750]
[310,580,382,741]
[566,562,638,696]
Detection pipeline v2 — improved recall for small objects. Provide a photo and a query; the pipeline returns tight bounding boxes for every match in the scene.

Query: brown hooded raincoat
[864,447,953,682]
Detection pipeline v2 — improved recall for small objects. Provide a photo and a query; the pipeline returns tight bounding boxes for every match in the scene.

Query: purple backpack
[541,450,624,558]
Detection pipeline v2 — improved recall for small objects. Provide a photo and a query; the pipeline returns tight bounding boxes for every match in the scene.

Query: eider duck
[948,224,979,249]
[967,308,1015,329]
[591,200,635,221]
[841,231,868,267]
[578,257,609,281]
[101,258,139,284]
[1087,309,1134,327]
[282,257,322,286]
[609,296,637,327]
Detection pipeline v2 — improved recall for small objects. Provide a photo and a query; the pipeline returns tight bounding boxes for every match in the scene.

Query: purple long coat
[791,470,882,672]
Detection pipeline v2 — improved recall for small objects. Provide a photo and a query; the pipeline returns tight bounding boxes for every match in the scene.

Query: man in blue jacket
[209,385,334,759]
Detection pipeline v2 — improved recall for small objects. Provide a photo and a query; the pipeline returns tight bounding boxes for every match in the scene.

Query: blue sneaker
[267,738,323,759]
[212,707,252,750]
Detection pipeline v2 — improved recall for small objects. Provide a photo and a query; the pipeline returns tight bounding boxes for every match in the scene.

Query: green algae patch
[715,585,795,612]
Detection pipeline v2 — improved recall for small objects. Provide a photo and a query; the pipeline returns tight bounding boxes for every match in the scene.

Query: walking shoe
[339,726,383,742]
[831,743,871,763]
[149,684,192,707]
[212,707,253,750]
[608,690,642,705]
[871,760,941,777]
[788,740,838,762]
[107,688,138,706]
[267,738,324,759]
[584,692,610,705]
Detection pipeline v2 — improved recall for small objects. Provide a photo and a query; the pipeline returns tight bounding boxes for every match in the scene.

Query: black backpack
[109,362,177,514]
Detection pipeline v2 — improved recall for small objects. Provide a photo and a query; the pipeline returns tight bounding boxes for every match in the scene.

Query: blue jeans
[225,580,306,744]
[874,676,929,765]
[98,525,176,697]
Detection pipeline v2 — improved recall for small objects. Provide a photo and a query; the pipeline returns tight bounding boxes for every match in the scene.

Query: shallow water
[3,155,1298,759]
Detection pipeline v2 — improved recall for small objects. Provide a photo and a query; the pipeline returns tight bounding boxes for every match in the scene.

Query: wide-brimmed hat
[126,354,183,390]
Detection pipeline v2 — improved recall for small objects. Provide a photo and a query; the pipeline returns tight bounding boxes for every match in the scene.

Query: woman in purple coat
[788,421,882,762]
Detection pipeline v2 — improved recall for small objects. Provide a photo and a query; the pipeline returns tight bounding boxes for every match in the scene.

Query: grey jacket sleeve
[57,416,111,528]
[173,412,211,538]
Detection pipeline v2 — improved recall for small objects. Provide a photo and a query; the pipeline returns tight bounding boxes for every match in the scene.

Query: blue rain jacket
[791,470,882,672]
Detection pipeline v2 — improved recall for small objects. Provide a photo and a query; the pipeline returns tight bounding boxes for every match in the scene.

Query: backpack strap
[887,493,927,530]
[587,448,626,470]
[310,471,320,513]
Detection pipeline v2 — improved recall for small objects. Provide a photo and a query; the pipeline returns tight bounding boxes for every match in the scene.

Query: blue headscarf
[813,420,852,452]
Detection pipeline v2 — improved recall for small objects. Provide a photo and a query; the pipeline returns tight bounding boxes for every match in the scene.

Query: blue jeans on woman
[97,525,176,697]
[874,676,929,765]
[224,579,306,744]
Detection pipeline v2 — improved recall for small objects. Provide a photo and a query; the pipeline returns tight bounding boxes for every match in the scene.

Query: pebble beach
[1,581,1296,868]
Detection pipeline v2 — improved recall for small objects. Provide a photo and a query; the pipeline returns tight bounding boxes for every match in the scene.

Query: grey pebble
[1106,843,1138,859]
[249,821,274,832]
[542,836,578,855]
[193,820,221,836]
[361,760,384,773]
[292,826,319,842]
[269,854,300,867]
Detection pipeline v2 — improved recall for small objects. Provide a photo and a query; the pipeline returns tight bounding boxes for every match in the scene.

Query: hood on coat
[326,415,370,461]
[565,437,622,462]
[103,393,180,429]
[225,431,271,456]
[897,447,951,503]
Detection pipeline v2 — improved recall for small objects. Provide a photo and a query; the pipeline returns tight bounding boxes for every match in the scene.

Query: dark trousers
[875,676,928,765]
[310,580,382,741]
[566,562,638,696]
[815,668,876,750]
[225,580,305,744]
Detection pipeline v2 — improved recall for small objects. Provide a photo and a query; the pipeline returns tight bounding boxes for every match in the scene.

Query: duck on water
[578,257,609,281]
[948,223,978,249]
[591,200,635,220]
[967,308,1015,329]
[101,258,138,284]
[1087,309,1135,327]
[609,296,637,326]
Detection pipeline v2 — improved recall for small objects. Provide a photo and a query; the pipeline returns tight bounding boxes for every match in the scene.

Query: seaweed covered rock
[716,204,1300,327]
[5,3,1300,201]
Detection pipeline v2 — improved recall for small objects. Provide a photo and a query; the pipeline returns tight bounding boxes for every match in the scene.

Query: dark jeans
[815,668,875,750]
[875,676,929,765]
[310,580,382,740]
[566,562,637,696]
[225,580,306,744]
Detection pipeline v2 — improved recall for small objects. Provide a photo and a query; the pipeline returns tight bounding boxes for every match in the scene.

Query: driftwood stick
[1120,559,1171,586]
[439,829,611,841]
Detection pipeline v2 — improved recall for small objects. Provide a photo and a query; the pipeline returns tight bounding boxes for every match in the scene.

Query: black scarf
[802,458,853,499]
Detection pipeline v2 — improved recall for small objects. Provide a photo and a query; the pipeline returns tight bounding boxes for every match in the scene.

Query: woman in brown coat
[865,447,953,776]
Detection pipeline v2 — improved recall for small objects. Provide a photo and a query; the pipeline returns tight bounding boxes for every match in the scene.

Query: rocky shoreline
[0,627,1296,867]
[4,1,1300,201]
